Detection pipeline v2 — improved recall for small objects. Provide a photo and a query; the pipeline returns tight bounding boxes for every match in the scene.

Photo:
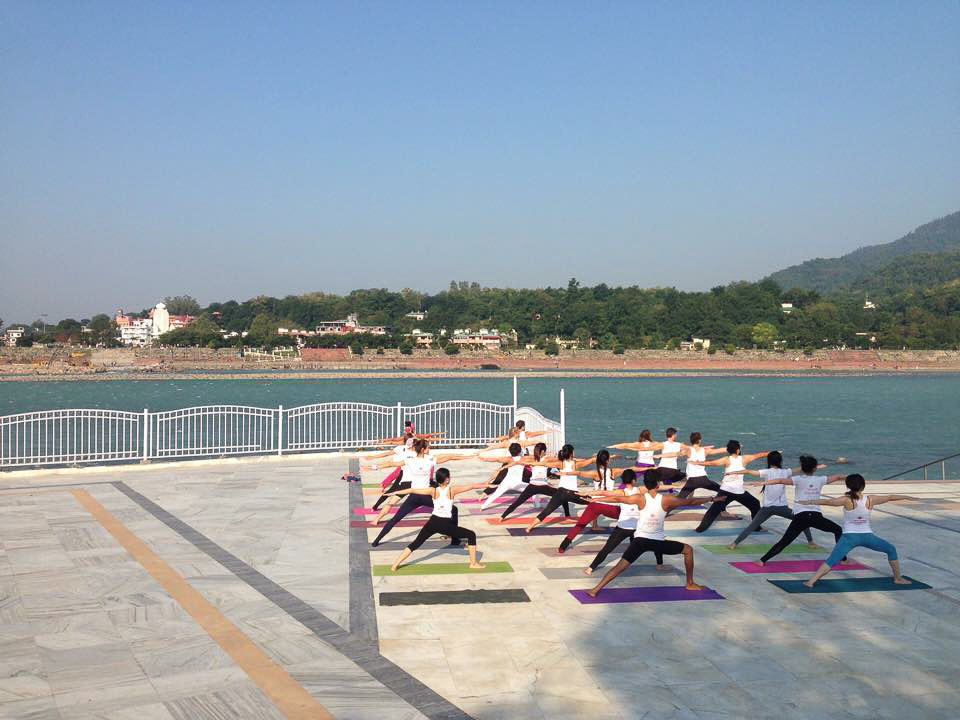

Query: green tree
[399,339,414,355]
[544,339,560,356]
[350,340,364,356]
[164,295,201,315]
[751,321,778,348]
[247,313,277,347]
[444,343,460,355]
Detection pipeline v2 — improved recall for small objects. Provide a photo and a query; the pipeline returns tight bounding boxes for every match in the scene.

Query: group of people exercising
[360,421,916,593]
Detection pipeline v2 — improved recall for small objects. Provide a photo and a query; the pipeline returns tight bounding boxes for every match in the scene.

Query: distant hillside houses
[3,326,27,346]
[115,304,196,346]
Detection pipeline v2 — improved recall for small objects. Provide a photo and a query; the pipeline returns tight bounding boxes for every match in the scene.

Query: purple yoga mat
[350,520,425,529]
[730,560,872,574]
[570,586,724,604]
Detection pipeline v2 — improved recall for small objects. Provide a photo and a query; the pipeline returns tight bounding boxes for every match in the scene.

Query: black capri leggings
[408,515,477,549]
[695,489,760,532]
[372,492,458,546]
[536,488,589,521]
[500,483,556,519]
[622,537,685,564]
[372,471,406,510]
[590,527,664,570]
[760,511,843,564]
[675,476,720,498]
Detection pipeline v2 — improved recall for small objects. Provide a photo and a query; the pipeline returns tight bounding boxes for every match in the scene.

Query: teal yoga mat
[768,576,931,594]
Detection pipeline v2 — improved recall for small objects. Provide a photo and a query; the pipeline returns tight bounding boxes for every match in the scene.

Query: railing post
[142,408,149,462]
[512,376,518,418]
[924,466,928,482]
[559,388,566,447]
[396,401,402,436]
[277,405,284,456]
[942,461,946,481]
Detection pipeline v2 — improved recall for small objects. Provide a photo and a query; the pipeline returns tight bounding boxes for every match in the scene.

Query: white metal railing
[150,405,277,459]
[0,385,564,469]
[514,404,565,455]
[0,409,142,467]
[401,400,514,447]
[285,402,395,452]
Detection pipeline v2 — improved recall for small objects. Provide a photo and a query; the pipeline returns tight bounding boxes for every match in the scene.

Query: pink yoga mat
[350,520,425,529]
[353,506,430,516]
[570,586,724,604]
[729,560,872,574]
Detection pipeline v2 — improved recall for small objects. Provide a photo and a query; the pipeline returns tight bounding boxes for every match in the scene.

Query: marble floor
[1,455,959,720]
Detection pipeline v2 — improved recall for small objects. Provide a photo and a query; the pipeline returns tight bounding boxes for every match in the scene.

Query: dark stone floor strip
[874,506,960,535]
[111,481,474,720]
[348,480,379,646]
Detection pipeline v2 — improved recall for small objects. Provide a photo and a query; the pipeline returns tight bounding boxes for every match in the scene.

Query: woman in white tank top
[610,429,663,469]
[524,444,598,532]
[796,473,918,587]
[384,467,495,572]
[498,443,563,520]
[693,440,770,533]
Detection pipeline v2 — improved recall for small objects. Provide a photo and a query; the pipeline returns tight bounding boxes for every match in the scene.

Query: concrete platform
[2,455,959,720]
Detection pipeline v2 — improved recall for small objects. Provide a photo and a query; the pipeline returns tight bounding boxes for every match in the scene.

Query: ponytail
[595,449,610,487]
[844,473,865,501]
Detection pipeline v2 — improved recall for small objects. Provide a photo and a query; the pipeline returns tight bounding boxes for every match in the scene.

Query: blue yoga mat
[768,576,931,594]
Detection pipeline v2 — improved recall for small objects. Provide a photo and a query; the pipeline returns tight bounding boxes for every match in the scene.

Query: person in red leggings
[557,451,631,552]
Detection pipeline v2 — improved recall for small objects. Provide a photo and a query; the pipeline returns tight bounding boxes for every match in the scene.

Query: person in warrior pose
[384,467,494,572]
[797,474,918,586]
[553,450,629,544]
[369,439,477,546]
[586,469,714,596]
[498,443,560,519]
[673,432,727,498]
[475,442,532,509]
[610,429,662,471]
[524,445,597,531]
[568,469,667,570]
[725,451,818,550]
[754,455,848,565]
[693,440,769,533]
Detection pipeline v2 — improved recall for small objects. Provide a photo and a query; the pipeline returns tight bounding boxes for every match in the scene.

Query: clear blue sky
[2,1,958,322]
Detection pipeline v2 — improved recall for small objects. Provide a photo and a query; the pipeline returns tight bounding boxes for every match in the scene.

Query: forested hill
[767,210,960,293]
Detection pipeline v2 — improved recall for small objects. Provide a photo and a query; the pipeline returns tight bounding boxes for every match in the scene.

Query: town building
[119,319,153,346]
[149,303,195,338]
[314,313,387,336]
[405,311,427,321]
[407,329,435,346]
[4,327,26,347]
[781,303,794,314]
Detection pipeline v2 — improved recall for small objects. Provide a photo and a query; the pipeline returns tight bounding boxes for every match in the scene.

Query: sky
[1,1,959,323]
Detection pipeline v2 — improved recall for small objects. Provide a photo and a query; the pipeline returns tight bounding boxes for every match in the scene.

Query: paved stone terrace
[1,455,959,720]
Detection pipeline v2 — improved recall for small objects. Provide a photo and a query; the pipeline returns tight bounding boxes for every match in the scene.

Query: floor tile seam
[110,480,475,720]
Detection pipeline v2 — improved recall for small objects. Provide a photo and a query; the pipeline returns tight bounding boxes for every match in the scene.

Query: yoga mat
[569,586,724,604]
[768,577,931,594]
[730,560,872,574]
[507,527,612,537]
[373,561,513,576]
[379,589,530,606]
[701,543,822,555]
[487,517,572,526]
[540,565,681,580]
[352,520,425,529]
[361,483,384,489]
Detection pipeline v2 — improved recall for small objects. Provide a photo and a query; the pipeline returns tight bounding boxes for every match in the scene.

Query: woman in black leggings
[384,467,493,572]
[525,444,596,533]
[499,443,559,518]
[755,455,847,564]
[693,440,769,533]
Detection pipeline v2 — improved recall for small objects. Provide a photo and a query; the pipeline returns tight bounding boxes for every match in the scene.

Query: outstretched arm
[795,497,850,507]
[868,494,921,506]
[825,473,847,484]
[386,487,436,499]
[746,476,793,487]
[663,494,714,510]
[450,482,499,497]
[362,458,403,470]
[609,442,641,450]
[699,458,729,468]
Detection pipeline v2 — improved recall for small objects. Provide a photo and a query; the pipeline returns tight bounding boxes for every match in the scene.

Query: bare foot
[586,588,599,597]
[685,582,704,591]
[656,564,670,571]
[583,567,593,576]
[390,564,402,572]
[806,542,819,549]
[469,562,486,570]
[726,543,737,550]
[839,558,854,565]
[893,576,911,585]
[755,560,766,567]
[803,580,816,587]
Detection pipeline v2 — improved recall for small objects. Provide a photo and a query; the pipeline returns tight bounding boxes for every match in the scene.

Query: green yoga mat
[768,576,931,594]
[701,544,823,555]
[373,561,513,576]
[362,483,384,489]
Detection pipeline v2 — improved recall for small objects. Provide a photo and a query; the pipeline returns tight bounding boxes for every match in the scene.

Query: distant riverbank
[2,346,959,381]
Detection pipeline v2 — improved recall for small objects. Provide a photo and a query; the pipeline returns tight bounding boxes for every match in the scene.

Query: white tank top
[658,440,681,470]
[502,462,526,487]
[404,455,435,490]
[685,446,707,477]
[529,464,548,485]
[593,467,616,492]
[636,443,655,466]
[719,455,746,494]
[759,468,792,507]
[793,475,828,514]
[559,459,578,491]
[617,486,643,529]
[842,497,872,533]
[634,492,666,540]
[432,485,453,518]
